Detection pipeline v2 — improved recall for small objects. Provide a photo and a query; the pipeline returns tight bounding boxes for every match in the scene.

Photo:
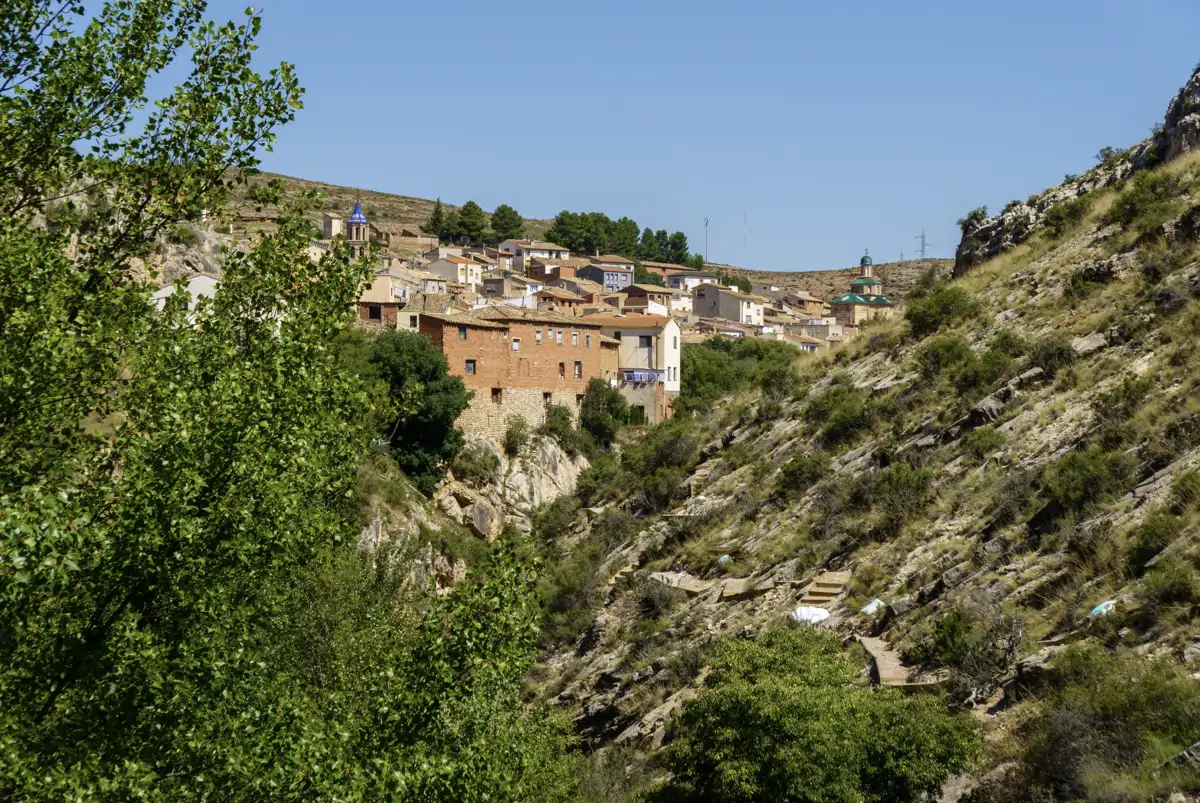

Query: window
[639,335,652,348]
[673,336,678,349]
[613,331,622,341]
[367,305,382,320]
[573,361,582,379]
[571,331,578,347]
[585,334,591,348]
[543,391,552,405]
[465,359,476,375]
[576,394,584,406]
[535,328,542,345]
[558,362,565,379]
[556,330,563,345]
[458,326,468,340]
[492,388,503,404]
[409,315,418,328]
[512,338,520,352]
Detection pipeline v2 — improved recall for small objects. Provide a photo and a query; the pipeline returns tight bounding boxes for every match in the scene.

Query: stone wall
[458,388,586,442]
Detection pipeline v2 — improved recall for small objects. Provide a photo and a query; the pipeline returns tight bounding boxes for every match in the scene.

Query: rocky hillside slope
[525,67,1200,802]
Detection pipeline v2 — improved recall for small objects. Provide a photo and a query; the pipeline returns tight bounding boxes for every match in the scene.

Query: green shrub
[532,496,579,544]
[628,576,685,620]
[964,426,1006,461]
[167,223,203,246]
[905,284,979,338]
[451,443,499,487]
[1042,195,1093,238]
[1171,470,1200,511]
[777,452,831,498]
[910,601,1022,694]
[575,450,621,507]
[503,415,530,457]
[677,337,800,413]
[1062,261,1115,304]
[1093,374,1152,429]
[1030,333,1077,375]
[1104,171,1187,237]
[651,627,980,803]
[956,205,988,233]
[918,335,974,379]
[991,328,1027,357]
[1043,445,1137,515]
[805,384,880,447]
[1015,645,1200,800]
[1140,556,1200,608]
[579,378,627,446]
[871,462,934,536]
[537,404,588,457]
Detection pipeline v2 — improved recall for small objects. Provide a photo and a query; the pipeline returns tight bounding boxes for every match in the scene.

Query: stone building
[345,202,370,260]
[418,307,606,440]
[830,251,897,326]
[693,284,765,326]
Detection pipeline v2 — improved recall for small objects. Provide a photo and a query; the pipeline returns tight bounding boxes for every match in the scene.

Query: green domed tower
[849,249,882,293]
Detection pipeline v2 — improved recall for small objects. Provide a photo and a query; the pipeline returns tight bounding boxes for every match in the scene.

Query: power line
[914,229,932,260]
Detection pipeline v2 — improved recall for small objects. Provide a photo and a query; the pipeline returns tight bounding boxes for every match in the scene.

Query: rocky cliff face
[955,65,1200,277]
[527,86,1200,798]
[436,437,589,540]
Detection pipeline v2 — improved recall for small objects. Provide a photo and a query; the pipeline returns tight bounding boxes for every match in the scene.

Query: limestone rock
[1071,331,1108,356]
[436,487,463,523]
[1008,645,1068,700]
[885,596,914,618]
[501,437,589,514]
[650,571,714,597]
[720,577,773,601]
[465,497,501,542]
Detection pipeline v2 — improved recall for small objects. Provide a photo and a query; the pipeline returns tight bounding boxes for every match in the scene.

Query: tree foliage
[545,210,700,265]
[490,202,524,242]
[677,337,800,414]
[369,329,472,495]
[580,378,628,447]
[0,3,573,798]
[651,627,980,803]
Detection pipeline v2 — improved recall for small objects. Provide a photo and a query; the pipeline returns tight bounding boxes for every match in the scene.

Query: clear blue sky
[201,0,1198,271]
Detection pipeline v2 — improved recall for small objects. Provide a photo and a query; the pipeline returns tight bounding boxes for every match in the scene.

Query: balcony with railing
[621,367,665,384]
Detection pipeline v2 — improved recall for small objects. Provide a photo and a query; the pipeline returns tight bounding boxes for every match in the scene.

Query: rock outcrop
[954,65,1200,277]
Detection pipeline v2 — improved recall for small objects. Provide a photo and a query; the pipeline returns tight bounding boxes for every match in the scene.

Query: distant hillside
[228,172,952,296]
[716,258,954,301]
[226,172,554,251]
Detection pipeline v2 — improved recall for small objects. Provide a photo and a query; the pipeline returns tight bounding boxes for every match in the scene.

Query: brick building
[418,306,607,440]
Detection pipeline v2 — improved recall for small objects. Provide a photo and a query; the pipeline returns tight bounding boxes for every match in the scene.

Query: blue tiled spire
[348,202,368,224]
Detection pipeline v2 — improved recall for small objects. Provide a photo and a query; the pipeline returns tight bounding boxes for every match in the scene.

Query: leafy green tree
[455,199,488,245]
[425,197,448,240]
[580,378,628,447]
[609,215,640,257]
[667,231,690,264]
[651,628,979,803]
[489,202,524,242]
[370,329,472,494]
[0,3,574,798]
[638,226,659,259]
[545,210,584,251]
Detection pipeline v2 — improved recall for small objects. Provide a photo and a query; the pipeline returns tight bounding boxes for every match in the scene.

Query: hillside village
[9,2,1200,799]
[165,203,907,435]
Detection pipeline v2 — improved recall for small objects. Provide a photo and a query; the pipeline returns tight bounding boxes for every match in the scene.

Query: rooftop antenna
[914,229,932,260]
[704,218,709,265]
[900,248,905,262]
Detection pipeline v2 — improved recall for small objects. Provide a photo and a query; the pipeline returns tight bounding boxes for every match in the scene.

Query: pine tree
[456,200,488,245]
[489,203,524,242]
[425,198,447,242]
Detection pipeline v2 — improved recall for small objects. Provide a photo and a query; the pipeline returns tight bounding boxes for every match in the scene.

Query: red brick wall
[419,318,605,395]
